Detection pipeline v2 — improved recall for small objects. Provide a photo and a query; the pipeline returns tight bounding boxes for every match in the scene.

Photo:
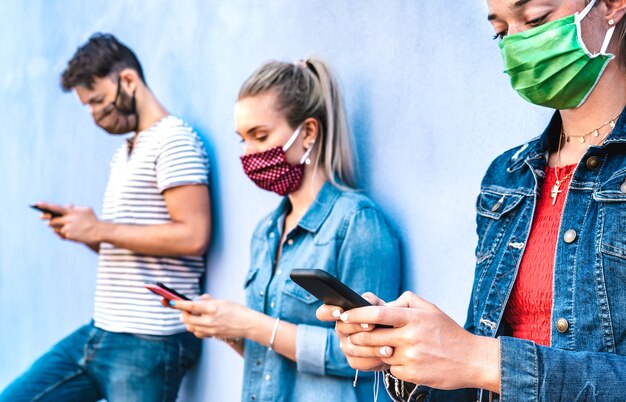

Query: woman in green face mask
[318,0,626,401]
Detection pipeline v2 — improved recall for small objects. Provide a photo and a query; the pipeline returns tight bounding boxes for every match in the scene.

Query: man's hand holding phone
[32,202,100,244]
[30,202,67,220]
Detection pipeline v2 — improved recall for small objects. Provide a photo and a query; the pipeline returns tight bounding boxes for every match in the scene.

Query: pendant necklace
[553,112,620,205]
[550,168,574,205]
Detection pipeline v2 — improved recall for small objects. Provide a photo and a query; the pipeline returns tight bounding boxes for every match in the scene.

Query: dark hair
[618,19,626,70]
[60,33,145,91]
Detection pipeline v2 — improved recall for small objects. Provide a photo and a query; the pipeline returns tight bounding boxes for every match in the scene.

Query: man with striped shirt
[0,33,211,402]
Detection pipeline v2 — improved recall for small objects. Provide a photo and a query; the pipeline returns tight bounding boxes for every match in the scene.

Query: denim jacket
[242,182,402,402]
[388,110,626,402]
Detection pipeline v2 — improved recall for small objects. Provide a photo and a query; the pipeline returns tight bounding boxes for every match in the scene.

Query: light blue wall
[0,1,553,400]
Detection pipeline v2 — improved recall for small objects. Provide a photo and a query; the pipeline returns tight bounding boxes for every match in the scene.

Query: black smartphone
[30,204,63,218]
[290,269,391,328]
[144,282,191,301]
[289,269,371,310]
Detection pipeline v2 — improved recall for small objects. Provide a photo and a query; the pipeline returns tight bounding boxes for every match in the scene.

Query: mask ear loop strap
[282,123,304,152]
[600,25,616,54]
[578,0,596,21]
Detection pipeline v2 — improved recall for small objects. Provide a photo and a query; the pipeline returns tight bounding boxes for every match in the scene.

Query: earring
[609,19,615,26]
[301,141,314,165]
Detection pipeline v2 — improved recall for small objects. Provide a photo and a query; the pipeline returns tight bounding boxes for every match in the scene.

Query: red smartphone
[144,282,190,301]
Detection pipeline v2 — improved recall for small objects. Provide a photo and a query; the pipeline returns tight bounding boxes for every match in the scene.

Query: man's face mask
[498,0,616,110]
[240,123,313,196]
[93,77,138,134]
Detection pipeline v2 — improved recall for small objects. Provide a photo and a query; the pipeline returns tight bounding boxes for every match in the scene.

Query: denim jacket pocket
[475,188,526,262]
[595,170,626,260]
[476,189,525,220]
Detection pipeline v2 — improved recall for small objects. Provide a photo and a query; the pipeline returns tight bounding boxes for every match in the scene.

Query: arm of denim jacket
[295,207,403,377]
[500,336,626,400]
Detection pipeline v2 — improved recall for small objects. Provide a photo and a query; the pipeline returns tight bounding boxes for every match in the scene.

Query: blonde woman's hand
[169,295,254,339]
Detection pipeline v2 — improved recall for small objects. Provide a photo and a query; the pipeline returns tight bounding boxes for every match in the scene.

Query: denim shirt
[392,110,626,402]
[242,182,402,402]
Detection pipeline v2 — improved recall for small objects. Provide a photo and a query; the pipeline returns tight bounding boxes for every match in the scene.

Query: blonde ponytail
[238,58,357,190]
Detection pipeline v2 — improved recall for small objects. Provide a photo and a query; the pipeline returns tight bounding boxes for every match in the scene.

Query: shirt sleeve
[155,129,209,192]
[295,206,403,377]
[500,336,626,401]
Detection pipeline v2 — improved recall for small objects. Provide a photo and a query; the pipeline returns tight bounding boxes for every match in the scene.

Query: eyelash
[492,14,549,40]
[527,14,548,27]
[239,135,268,144]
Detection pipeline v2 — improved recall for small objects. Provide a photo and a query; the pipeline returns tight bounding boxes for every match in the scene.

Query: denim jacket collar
[506,106,626,175]
[268,182,342,234]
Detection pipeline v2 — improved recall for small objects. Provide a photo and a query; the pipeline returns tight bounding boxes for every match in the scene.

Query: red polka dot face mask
[240,124,313,196]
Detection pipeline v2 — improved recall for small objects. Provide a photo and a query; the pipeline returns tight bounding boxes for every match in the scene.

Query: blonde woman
[171,58,402,401]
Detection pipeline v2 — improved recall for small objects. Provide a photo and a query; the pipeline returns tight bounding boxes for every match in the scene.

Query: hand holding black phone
[30,203,63,218]
[289,269,391,328]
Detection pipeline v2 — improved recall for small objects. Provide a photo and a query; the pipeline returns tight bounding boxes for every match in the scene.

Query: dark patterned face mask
[240,124,312,196]
[93,77,138,134]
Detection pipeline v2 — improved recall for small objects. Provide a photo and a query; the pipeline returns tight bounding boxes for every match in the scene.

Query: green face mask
[499,0,616,110]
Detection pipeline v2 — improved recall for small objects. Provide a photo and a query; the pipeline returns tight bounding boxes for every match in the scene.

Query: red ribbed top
[503,164,576,346]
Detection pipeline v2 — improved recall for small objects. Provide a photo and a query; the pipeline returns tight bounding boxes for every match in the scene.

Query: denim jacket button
[287,239,294,245]
[269,232,275,239]
[556,318,569,333]
[621,180,626,194]
[265,374,271,381]
[585,156,601,170]
[563,229,577,243]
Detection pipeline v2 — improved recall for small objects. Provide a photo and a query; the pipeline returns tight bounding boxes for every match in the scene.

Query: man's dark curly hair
[61,33,145,92]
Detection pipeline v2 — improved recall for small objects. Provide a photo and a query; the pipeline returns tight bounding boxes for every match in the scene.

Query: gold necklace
[562,113,620,143]
[550,167,574,206]
[555,112,619,176]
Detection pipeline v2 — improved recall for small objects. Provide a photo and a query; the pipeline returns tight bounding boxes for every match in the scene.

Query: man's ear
[604,0,626,25]
[302,117,320,148]
[118,68,141,93]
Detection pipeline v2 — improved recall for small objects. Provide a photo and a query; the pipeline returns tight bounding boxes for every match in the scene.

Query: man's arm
[46,183,211,257]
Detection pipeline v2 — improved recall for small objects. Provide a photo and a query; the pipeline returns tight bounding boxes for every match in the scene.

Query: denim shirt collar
[269,182,342,234]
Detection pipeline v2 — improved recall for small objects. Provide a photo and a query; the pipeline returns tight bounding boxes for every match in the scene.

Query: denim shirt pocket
[281,276,323,325]
[244,266,260,289]
[243,266,261,307]
[594,169,626,260]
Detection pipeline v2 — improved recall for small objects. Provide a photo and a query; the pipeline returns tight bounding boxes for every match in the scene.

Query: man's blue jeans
[0,322,201,402]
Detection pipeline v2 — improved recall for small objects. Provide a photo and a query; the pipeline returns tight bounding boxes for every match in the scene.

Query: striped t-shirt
[94,115,209,335]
